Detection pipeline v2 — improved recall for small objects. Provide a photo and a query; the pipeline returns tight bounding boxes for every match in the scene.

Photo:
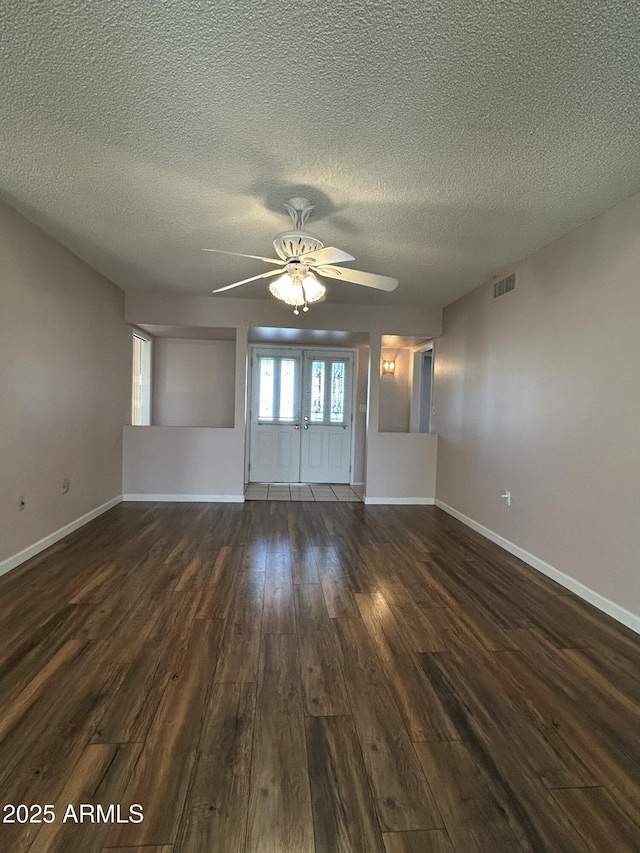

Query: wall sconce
[382,359,395,375]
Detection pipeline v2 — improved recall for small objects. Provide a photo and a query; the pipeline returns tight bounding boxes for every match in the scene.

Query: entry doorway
[249,347,354,483]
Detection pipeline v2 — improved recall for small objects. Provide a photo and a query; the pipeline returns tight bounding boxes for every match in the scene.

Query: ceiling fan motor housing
[273,230,324,261]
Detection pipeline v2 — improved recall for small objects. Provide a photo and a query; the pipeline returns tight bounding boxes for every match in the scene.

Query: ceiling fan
[203,197,398,314]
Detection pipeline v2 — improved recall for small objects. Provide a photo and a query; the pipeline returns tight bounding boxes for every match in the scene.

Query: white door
[300,351,353,483]
[249,347,354,484]
[249,349,302,482]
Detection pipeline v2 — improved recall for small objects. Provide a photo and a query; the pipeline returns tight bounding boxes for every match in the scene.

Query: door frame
[409,340,434,433]
[245,344,359,484]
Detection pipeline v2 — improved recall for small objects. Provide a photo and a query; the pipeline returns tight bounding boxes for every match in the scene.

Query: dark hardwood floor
[1,501,639,852]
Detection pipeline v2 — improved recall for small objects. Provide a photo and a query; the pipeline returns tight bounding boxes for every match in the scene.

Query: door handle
[294,424,299,430]
[303,415,309,421]
[303,425,308,429]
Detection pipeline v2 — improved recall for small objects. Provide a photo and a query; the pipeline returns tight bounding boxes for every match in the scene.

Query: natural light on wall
[132,332,152,425]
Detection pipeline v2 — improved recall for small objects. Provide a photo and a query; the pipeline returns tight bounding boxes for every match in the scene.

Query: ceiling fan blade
[298,246,355,266]
[316,265,398,292]
[212,268,284,293]
[203,248,283,265]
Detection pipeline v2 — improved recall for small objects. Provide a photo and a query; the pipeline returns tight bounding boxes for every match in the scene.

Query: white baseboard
[364,497,435,505]
[435,500,640,636]
[0,496,123,579]
[122,493,244,503]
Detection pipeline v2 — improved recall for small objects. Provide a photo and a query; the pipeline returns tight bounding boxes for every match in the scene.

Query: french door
[249,348,354,483]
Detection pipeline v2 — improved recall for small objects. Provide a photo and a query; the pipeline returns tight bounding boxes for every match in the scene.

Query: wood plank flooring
[1,501,639,852]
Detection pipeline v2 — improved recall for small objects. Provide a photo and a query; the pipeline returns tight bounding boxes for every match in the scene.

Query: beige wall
[0,201,129,569]
[434,190,640,623]
[365,433,438,503]
[153,338,236,427]
[123,327,248,499]
[126,292,442,339]
[364,334,438,503]
[122,426,244,498]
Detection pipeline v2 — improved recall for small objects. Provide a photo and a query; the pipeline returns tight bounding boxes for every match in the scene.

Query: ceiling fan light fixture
[301,273,326,303]
[269,271,326,313]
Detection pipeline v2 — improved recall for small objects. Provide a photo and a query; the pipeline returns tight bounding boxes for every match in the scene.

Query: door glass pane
[259,358,275,419]
[279,358,296,420]
[330,361,345,423]
[310,361,325,422]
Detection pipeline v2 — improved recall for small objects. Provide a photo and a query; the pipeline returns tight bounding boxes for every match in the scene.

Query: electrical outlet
[501,491,511,506]
[19,495,26,511]
[61,477,70,494]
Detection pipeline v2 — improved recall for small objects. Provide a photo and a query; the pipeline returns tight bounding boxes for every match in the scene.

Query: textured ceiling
[1,0,639,308]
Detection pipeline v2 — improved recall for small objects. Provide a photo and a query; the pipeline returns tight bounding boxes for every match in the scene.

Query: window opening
[132,333,151,425]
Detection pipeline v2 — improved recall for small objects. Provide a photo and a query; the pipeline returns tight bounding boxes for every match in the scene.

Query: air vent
[493,273,516,299]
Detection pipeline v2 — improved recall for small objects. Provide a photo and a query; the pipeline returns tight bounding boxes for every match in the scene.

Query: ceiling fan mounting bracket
[284,197,314,229]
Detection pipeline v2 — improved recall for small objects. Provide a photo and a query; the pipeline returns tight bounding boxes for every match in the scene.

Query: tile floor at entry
[244,483,364,502]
